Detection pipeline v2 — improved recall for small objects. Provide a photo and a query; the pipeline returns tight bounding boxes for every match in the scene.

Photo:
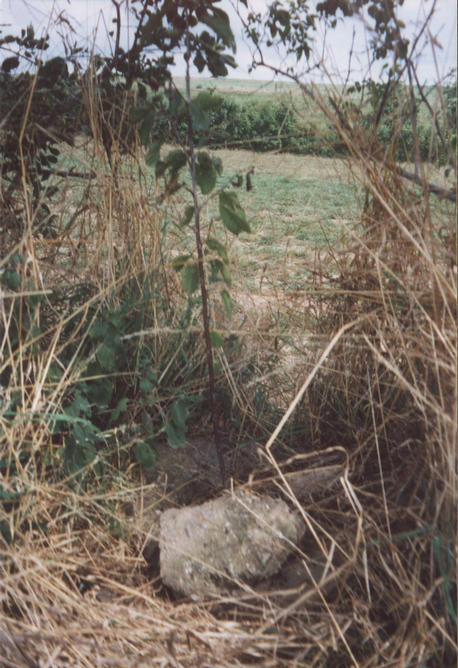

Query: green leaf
[169,91,186,119]
[109,397,128,425]
[221,264,232,287]
[145,140,162,167]
[72,421,98,447]
[155,160,167,177]
[130,105,148,124]
[48,364,63,383]
[212,155,223,175]
[0,521,13,544]
[221,290,233,318]
[138,115,154,145]
[210,330,224,347]
[201,9,236,51]
[165,149,187,173]
[193,51,206,73]
[181,263,200,295]
[166,420,186,449]
[88,320,109,341]
[64,421,99,474]
[96,342,116,372]
[11,253,24,266]
[196,151,217,194]
[209,259,224,283]
[134,441,156,469]
[219,191,251,235]
[172,254,192,271]
[139,377,153,395]
[166,396,191,449]
[207,237,229,263]
[170,397,189,432]
[180,205,194,226]
[2,56,19,73]
[86,377,113,410]
[194,91,223,113]
[191,100,210,132]
[2,270,21,290]
[65,391,91,419]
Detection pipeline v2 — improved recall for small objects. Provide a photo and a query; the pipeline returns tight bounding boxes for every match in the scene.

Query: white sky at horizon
[1,0,456,84]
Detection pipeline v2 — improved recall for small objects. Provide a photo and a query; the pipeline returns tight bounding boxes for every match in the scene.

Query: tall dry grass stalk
[0,61,197,667]
[276,70,457,663]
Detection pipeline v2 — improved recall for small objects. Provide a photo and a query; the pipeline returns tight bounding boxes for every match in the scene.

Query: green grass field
[175,74,302,99]
[213,150,359,289]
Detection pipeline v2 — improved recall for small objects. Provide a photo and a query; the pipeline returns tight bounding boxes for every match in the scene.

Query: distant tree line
[202,87,456,164]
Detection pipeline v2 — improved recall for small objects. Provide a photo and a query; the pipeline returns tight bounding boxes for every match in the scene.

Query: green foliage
[220,290,232,318]
[181,263,200,295]
[0,5,246,491]
[165,395,195,448]
[0,268,215,488]
[344,77,456,165]
[63,415,103,478]
[172,254,193,271]
[145,140,163,167]
[246,0,317,61]
[1,253,24,291]
[358,79,417,160]
[209,330,224,347]
[0,255,46,372]
[207,237,229,264]
[219,191,251,234]
[0,28,86,243]
[190,91,224,133]
[0,1,241,251]
[204,96,344,156]
[442,70,457,163]
[196,151,218,194]
[133,441,157,469]
[433,528,457,626]
[249,0,409,64]
[180,205,195,226]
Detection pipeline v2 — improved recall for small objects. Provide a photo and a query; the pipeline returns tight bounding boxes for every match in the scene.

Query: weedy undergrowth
[0,3,456,666]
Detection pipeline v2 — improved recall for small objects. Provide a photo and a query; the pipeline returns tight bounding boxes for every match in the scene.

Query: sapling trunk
[184,48,226,487]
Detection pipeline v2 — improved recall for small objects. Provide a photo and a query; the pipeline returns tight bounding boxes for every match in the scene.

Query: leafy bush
[0,263,211,491]
[207,98,308,152]
[0,27,86,242]
[350,77,457,164]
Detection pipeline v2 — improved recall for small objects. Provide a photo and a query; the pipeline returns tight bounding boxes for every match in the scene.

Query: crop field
[176,74,302,98]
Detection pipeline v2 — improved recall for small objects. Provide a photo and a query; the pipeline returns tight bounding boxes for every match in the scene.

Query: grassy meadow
[1,71,456,666]
[176,74,302,98]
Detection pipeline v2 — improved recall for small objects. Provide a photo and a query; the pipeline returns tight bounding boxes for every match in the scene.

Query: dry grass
[1,55,456,668]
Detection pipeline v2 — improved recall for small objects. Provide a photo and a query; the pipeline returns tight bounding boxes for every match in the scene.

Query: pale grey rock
[159,490,304,598]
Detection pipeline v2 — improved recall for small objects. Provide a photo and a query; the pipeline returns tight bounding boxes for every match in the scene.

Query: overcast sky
[1,0,456,83]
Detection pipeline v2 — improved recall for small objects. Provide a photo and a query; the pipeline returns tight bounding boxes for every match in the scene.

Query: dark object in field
[246,167,255,191]
[231,174,243,187]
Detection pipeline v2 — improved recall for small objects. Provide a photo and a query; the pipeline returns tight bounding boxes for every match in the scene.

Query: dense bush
[206,97,340,155]
[0,262,212,491]
[356,77,457,165]
[204,87,457,162]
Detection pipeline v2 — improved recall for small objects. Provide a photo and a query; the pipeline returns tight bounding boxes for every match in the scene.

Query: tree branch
[395,166,456,202]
